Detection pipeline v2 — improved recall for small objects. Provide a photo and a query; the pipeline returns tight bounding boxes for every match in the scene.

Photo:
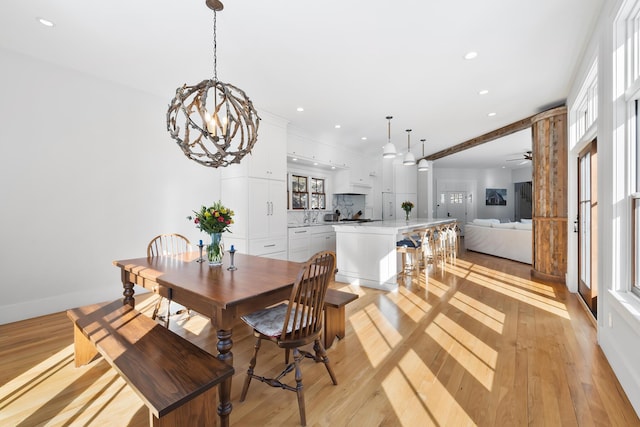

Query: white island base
[332,218,455,290]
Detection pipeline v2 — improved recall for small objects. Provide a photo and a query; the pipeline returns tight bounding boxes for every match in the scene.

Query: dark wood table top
[113,253,302,310]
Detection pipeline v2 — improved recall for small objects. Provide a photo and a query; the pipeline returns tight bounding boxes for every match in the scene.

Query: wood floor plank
[1,247,639,426]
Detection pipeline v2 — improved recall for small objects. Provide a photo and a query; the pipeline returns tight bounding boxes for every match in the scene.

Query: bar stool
[396,231,423,275]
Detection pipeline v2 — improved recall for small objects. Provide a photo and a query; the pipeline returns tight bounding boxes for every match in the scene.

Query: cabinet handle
[270,201,273,215]
[295,231,307,234]
[264,244,276,248]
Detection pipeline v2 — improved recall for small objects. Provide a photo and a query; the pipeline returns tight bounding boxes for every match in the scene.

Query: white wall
[565,0,640,416]
[432,167,531,222]
[0,49,222,324]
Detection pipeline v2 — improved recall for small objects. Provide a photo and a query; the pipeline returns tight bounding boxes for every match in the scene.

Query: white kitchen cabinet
[220,115,288,259]
[287,225,335,261]
[248,178,286,240]
[311,230,336,254]
[247,119,287,180]
[222,112,287,180]
[222,176,287,259]
[288,227,311,262]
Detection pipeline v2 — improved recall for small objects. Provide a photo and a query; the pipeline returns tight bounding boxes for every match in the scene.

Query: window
[291,175,308,210]
[624,4,640,297]
[449,192,464,204]
[634,101,640,297]
[632,193,640,297]
[310,178,326,209]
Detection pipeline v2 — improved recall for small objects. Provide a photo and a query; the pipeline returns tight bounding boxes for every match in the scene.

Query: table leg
[217,328,233,366]
[218,376,232,427]
[123,281,135,308]
[216,327,233,426]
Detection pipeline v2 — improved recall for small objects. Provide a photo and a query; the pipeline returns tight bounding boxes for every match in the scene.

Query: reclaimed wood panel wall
[532,106,568,282]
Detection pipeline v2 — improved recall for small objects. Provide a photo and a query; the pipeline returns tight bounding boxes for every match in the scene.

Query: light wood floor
[1,249,639,426]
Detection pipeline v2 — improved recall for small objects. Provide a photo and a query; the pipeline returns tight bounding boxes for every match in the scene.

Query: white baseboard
[0,287,134,325]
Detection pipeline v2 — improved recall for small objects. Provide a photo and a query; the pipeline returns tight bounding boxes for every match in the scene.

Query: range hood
[333,182,371,195]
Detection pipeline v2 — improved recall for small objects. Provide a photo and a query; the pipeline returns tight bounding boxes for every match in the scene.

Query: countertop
[287,222,339,229]
[331,218,456,234]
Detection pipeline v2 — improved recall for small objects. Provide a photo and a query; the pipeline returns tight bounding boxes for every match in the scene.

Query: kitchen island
[332,218,455,289]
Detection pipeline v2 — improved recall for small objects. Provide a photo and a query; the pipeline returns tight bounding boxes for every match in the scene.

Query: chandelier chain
[213,10,218,81]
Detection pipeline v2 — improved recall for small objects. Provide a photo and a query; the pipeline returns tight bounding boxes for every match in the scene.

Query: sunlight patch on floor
[382,348,475,426]
[0,344,142,426]
[448,293,505,334]
[468,264,556,296]
[445,263,473,280]
[0,344,76,410]
[336,283,368,297]
[467,272,570,319]
[426,313,495,391]
[350,303,403,368]
[384,286,432,323]
[424,277,451,298]
[53,373,134,426]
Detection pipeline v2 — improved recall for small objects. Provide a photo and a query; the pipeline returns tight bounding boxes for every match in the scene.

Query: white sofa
[465,219,532,264]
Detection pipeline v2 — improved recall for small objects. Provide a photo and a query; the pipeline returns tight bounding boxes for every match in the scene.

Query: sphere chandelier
[167,0,260,168]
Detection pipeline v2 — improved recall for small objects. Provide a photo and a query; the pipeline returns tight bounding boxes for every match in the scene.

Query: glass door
[578,139,597,317]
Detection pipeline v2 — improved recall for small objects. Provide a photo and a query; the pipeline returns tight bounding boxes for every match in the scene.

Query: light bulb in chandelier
[166,0,260,168]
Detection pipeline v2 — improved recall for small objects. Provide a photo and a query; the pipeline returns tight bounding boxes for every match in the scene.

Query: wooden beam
[423,114,536,161]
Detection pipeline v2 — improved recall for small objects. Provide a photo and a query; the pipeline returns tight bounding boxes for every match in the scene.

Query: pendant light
[166,0,260,168]
[403,129,416,166]
[418,139,429,171]
[382,116,397,158]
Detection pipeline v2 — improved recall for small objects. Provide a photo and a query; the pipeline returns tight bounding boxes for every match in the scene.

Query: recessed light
[292,158,298,161]
[313,162,318,166]
[479,89,489,95]
[488,112,497,117]
[361,137,367,140]
[37,17,55,27]
[334,124,341,129]
[331,166,336,169]
[296,107,304,112]
[464,51,478,60]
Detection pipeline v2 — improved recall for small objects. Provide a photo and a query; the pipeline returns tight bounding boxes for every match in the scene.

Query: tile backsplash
[332,194,366,219]
[287,194,367,225]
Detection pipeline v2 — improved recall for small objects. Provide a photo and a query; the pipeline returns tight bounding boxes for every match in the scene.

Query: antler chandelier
[166,0,260,168]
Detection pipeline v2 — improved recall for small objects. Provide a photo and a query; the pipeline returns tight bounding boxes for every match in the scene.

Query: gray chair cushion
[241,303,305,338]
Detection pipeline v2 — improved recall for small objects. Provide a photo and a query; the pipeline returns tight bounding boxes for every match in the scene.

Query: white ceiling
[0,0,603,168]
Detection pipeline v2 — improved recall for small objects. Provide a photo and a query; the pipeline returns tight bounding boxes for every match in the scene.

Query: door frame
[577,139,598,317]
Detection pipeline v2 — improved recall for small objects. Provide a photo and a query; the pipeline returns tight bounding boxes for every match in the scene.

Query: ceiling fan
[507,151,533,162]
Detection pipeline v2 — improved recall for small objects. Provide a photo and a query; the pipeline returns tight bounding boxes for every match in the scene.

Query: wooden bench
[323,288,359,349]
[67,300,234,427]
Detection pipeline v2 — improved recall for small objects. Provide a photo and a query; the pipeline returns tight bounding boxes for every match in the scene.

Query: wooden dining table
[113,253,301,365]
[113,252,302,367]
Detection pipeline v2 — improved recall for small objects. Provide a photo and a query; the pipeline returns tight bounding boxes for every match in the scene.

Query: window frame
[310,177,326,210]
[291,174,308,210]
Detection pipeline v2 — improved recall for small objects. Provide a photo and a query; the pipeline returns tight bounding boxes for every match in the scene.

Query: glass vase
[208,232,224,266]
[405,210,410,221]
